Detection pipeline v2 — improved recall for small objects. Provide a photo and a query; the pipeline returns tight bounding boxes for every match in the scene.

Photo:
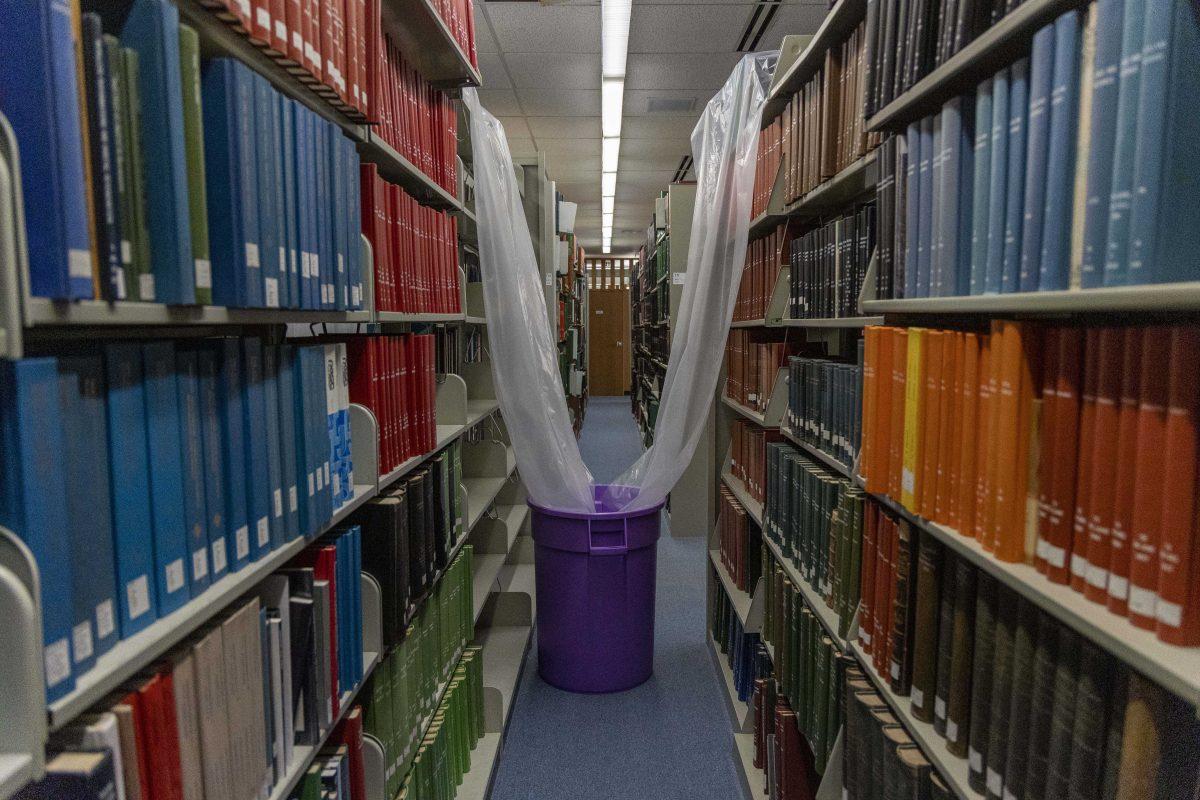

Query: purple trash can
[528,485,664,693]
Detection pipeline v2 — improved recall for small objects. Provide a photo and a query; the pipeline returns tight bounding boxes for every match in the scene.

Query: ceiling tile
[625,52,743,91]
[477,52,511,88]
[516,88,600,117]
[755,3,828,50]
[621,114,701,139]
[503,52,601,90]
[623,89,713,116]
[527,116,601,139]
[477,88,522,116]
[496,116,532,138]
[629,4,755,53]
[472,7,501,53]
[486,5,600,53]
[505,137,539,158]
[620,137,692,159]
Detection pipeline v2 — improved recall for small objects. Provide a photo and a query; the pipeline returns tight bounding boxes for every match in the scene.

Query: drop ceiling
[473,0,829,253]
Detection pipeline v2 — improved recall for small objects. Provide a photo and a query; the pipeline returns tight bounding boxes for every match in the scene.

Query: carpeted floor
[488,396,744,800]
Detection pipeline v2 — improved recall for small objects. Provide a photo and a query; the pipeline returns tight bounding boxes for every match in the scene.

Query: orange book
[1107,327,1142,614]
[888,329,909,500]
[1128,327,1172,629]
[973,332,995,543]
[956,334,981,537]
[1034,327,1061,572]
[919,331,944,517]
[1070,329,1102,590]
[870,328,894,494]
[1083,328,1124,602]
[936,332,962,526]
[861,327,879,488]
[993,322,1029,563]
[1155,325,1200,644]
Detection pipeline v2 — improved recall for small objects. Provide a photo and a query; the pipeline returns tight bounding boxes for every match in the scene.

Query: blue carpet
[489,396,744,800]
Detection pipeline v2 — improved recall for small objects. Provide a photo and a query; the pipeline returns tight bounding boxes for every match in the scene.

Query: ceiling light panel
[601,0,632,78]
[601,78,624,137]
[602,196,614,214]
[602,136,620,173]
[602,171,617,196]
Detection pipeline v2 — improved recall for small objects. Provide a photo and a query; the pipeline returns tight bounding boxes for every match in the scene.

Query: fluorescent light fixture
[601,0,632,79]
[602,196,614,214]
[602,212,614,228]
[602,137,620,174]
[603,244,612,253]
[602,78,624,138]
[602,171,617,196]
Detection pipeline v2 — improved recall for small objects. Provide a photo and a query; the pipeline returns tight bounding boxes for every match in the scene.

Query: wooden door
[588,289,630,396]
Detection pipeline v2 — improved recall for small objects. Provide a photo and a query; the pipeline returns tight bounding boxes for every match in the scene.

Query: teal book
[1001,58,1029,293]
[1078,0,1126,287]
[1039,11,1083,291]
[1101,0,1147,286]
[985,67,1010,294]
[1126,0,1200,284]
[1019,24,1055,293]
[970,79,993,295]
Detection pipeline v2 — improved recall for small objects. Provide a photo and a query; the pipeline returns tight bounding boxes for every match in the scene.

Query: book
[1000,57,1029,294]
[14,750,117,800]
[80,12,124,301]
[1039,10,1082,291]
[1018,24,1055,293]
[177,23,212,305]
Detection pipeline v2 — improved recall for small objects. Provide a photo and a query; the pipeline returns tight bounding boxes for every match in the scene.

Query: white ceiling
[473,0,829,252]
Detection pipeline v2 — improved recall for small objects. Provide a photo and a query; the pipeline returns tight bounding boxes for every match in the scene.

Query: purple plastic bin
[528,486,664,693]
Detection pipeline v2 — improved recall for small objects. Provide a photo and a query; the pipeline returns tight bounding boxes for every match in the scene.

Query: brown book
[1083,327,1124,602]
[860,501,880,655]
[1066,640,1115,800]
[1035,326,1061,572]
[1106,326,1142,616]
[966,573,998,793]
[944,555,976,756]
[1043,327,1085,584]
[929,772,952,800]
[919,330,945,517]
[889,329,909,499]
[931,550,956,737]
[1002,598,1040,798]
[889,519,919,695]
[956,333,982,537]
[1070,328,1102,590]
[909,530,942,722]
[897,745,932,800]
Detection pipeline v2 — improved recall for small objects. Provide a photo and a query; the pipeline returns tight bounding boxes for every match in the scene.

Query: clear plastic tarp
[463,51,778,514]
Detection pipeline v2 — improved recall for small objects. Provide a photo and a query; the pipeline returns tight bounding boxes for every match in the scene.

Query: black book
[932,549,957,736]
[80,13,123,301]
[1065,640,1114,800]
[877,0,898,111]
[280,569,320,746]
[1002,598,1039,798]
[358,497,408,648]
[421,465,437,584]
[863,0,881,118]
[1022,610,1059,800]
[406,474,428,598]
[15,751,117,800]
[967,573,998,791]
[1042,628,1081,800]
[984,583,1017,800]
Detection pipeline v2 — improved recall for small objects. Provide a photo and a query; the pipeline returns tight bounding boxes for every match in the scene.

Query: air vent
[645,96,697,114]
[672,155,694,183]
[737,0,782,52]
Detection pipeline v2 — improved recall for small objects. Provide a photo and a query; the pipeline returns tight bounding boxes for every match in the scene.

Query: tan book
[170,651,207,800]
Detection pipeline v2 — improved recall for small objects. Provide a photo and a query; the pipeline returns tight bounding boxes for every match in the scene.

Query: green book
[177,24,211,304]
[120,48,152,300]
[103,35,134,294]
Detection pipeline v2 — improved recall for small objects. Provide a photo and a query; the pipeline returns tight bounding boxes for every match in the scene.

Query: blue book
[1001,58,1029,294]
[346,140,363,309]
[0,0,93,300]
[938,99,963,297]
[1039,11,1083,291]
[252,74,281,309]
[241,337,272,562]
[1127,0,1200,284]
[970,79,993,295]
[956,100,975,297]
[985,67,1010,294]
[917,117,934,298]
[315,121,331,310]
[1078,0,1127,287]
[276,345,301,541]
[1101,0,1147,286]
[309,347,332,530]
[120,0,195,304]
[102,344,158,636]
[1019,25,1056,293]
[0,359,75,700]
[261,345,286,550]
[201,59,257,308]
[291,346,315,537]
[904,123,920,300]
[292,107,313,310]
[174,349,211,594]
[141,341,191,615]
[280,99,300,309]
[53,374,96,678]
[930,113,944,296]
[216,339,250,571]
[323,345,340,505]
[328,131,345,311]
[337,345,353,504]
[195,349,229,580]
[269,93,289,310]
[56,357,119,663]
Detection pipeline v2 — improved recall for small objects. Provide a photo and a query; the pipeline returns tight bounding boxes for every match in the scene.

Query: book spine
[1039,11,1082,291]
[970,79,992,296]
[984,67,1009,295]
[1000,58,1029,294]
[1018,25,1055,294]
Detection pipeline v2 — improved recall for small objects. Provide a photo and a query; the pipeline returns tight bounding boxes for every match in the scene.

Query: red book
[286,0,305,63]
[305,0,322,80]
[319,0,336,94]
[1069,329,1101,590]
[248,0,271,45]
[1083,328,1123,602]
[871,515,893,675]
[294,545,340,717]
[334,707,367,800]
[1128,327,1171,629]
[1040,328,1083,583]
[346,0,361,110]
[119,689,153,800]
[1107,327,1142,615]
[270,0,288,53]
[153,670,184,800]
[1155,325,1200,645]
[1034,327,1060,572]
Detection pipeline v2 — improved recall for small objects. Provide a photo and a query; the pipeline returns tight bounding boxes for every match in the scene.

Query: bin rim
[526,484,665,521]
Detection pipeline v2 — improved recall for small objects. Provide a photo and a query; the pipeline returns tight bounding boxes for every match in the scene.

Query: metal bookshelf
[864,281,1200,316]
[380,0,483,88]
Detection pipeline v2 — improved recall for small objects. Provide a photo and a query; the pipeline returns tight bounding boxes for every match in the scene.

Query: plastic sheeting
[463,51,777,515]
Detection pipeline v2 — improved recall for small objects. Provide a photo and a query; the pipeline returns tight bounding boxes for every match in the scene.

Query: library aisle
[491,397,744,800]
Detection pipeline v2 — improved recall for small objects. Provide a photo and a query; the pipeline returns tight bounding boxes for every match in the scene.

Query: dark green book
[909,529,942,722]
[1043,628,1081,800]
[120,47,152,300]
[945,555,976,756]
[1022,609,1060,800]
[1066,639,1113,800]
[932,548,957,737]
[1002,598,1039,798]
[967,573,998,792]
[984,584,1018,800]
[177,24,211,304]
